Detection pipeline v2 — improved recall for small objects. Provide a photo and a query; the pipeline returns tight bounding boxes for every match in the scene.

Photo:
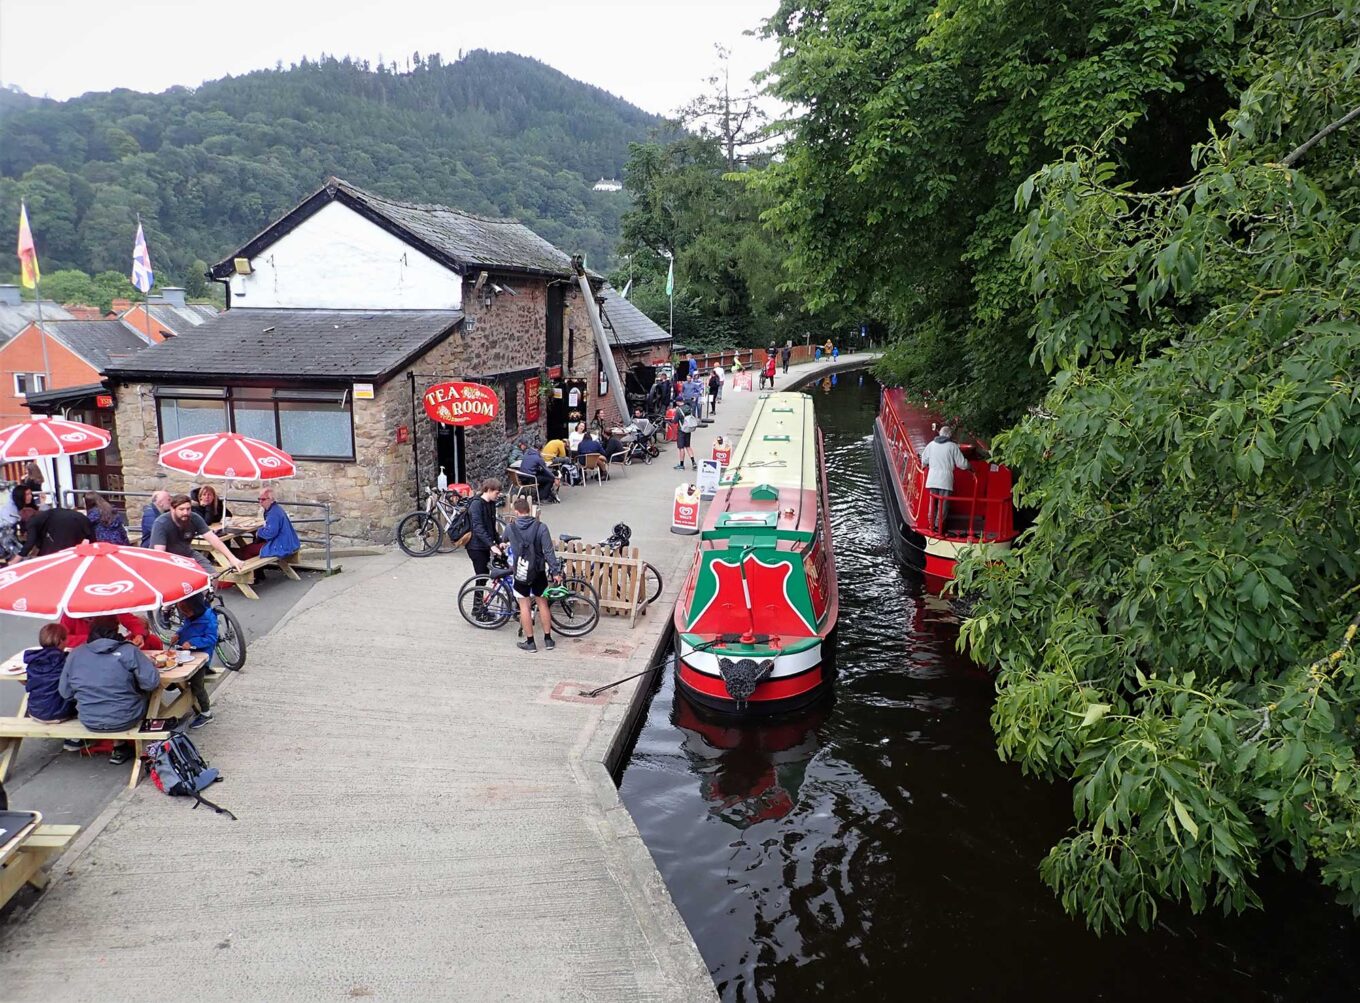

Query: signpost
[422,381,499,427]
[671,484,700,535]
[697,458,721,500]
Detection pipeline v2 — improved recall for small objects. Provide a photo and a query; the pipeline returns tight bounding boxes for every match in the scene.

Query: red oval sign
[423,381,500,427]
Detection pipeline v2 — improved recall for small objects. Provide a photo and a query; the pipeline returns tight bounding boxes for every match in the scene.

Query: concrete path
[0,355,875,1001]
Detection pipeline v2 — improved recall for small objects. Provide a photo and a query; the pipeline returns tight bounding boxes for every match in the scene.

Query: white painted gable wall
[227,201,464,311]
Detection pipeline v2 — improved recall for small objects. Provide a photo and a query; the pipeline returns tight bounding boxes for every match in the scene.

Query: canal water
[618,371,1359,1002]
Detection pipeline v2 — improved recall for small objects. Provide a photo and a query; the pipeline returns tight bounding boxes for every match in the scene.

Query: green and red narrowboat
[871,387,1017,587]
[673,391,838,714]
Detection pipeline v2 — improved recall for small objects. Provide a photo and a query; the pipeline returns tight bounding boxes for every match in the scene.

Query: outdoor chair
[581,453,608,485]
[506,467,542,505]
[607,450,629,477]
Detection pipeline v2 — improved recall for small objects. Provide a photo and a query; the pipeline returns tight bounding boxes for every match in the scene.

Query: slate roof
[0,301,73,343]
[39,320,151,372]
[209,177,594,282]
[146,303,218,330]
[599,287,672,348]
[103,308,463,384]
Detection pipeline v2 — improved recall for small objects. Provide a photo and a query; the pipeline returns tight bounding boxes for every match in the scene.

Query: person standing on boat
[920,425,969,534]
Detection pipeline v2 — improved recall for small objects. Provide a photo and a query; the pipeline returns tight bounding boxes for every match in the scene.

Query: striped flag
[131,222,154,293]
[16,203,39,290]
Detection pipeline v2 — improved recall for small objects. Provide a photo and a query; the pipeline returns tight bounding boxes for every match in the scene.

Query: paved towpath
[0,355,875,1000]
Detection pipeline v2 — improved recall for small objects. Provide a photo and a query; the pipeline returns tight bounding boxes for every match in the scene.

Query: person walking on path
[713,362,725,401]
[762,352,777,390]
[505,497,563,653]
[674,405,700,471]
[707,369,721,415]
[781,342,792,373]
[920,425,970,533]
[823,338,834,360]
[832,344,840,362]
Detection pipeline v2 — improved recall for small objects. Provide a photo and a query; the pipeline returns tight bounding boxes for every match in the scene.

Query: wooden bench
[219,553,301,600]
[0,718,171,788]
[1,816,79,911]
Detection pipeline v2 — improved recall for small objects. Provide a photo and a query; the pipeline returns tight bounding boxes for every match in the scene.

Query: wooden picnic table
[0,648,209,787]
[0,808,79,912]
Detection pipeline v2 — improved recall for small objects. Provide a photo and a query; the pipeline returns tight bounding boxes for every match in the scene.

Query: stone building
[94,176,624,541]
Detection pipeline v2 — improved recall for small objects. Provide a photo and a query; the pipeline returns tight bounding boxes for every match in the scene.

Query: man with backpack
[466,479,505,622]
[505,498,563,652]
[673,405,700,471]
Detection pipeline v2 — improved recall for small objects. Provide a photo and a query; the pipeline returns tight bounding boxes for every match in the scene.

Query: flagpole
[21,201,55,505]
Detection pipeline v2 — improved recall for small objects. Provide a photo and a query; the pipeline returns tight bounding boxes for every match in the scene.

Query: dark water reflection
[618,371,1360,1002]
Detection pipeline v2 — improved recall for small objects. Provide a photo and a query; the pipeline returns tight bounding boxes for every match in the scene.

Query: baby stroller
[623,424,660,464]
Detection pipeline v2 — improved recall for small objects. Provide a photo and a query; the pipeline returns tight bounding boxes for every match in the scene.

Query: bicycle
[456,557,601,637]
[557,523,663,608]
[151,572,248,671]
[395,486,505,558]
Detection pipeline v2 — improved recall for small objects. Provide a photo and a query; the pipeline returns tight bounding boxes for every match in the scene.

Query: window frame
[13,372,46,397]
[153,384,356,462]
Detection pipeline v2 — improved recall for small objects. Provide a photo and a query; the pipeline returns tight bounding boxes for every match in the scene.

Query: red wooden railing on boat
[879,388,1015,543]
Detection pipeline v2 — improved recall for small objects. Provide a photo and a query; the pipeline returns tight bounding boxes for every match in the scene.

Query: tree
[757,0,1246,432]
[678,45,769,170]
[955,1,1360,932]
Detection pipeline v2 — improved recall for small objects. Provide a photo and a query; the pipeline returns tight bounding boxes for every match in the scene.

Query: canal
[619,370,1359,1002]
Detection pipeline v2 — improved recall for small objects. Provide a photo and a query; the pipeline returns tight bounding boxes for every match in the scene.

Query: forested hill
[0,50,664,289]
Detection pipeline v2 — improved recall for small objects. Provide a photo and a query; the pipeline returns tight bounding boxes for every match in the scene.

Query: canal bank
[0,354,876,1000]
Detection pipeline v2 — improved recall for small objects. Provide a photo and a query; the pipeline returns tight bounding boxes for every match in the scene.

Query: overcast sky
[0,0,780,116]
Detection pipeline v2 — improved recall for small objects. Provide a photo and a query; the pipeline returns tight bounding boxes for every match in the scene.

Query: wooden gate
[555,541,647,628]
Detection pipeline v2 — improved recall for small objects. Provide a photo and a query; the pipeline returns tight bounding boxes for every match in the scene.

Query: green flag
[665,256,674,297]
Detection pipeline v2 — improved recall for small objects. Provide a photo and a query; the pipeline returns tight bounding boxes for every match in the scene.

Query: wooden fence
[555,541,647,628]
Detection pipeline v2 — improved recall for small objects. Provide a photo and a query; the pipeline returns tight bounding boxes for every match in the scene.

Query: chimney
[160,287,187,308]
[0,284,20,307]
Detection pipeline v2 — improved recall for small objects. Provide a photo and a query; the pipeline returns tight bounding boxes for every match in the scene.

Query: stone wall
[111,332,466,544]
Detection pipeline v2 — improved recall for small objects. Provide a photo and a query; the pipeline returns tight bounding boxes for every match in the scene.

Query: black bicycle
[456,556,601,637]
[396,486,505,558]
[151,573,247,671]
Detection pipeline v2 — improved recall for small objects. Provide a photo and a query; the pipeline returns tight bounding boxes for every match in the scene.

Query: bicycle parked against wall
[151,573,248,671]
[395,485,505,558]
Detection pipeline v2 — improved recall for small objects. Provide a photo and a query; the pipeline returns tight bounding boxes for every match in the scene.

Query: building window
[155,386,355,461]
[13,373,47,397]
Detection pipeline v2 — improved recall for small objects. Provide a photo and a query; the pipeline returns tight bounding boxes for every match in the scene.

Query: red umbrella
[158,432,296,481]
[0,541,210,618]
[0,416,111,459]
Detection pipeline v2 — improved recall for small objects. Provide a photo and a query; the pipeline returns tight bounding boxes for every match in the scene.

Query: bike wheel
[151,605,179,644]
[438,520,463,554]
[214,605,247,671]
[550,577,600,637]
[458,576,515,629]
[396,511,441,557]
[642,562,664,606]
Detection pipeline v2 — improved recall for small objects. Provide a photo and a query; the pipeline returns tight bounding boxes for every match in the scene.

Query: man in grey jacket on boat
[920,425,969,534]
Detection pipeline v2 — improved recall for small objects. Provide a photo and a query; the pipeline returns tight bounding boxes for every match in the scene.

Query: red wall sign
[423,381,500,427]
[95,394,114,409]
[524,377,541,424]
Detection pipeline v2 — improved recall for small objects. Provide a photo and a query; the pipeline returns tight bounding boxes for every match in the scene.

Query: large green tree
[958,0,1360,931]
[758,0,1246,431]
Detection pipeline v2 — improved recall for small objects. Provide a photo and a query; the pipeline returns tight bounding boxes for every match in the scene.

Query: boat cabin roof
[702,391,820,547]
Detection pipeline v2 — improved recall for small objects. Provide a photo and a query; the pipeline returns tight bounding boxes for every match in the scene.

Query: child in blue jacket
[25,622,75,723]
[172,596,218,730]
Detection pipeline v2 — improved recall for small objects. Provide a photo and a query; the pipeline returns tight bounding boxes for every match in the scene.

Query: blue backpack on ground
[144,732,237,820]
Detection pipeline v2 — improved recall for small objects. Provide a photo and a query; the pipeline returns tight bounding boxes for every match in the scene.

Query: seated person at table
[60,611,163,651]
[236,487,301,561]
[150,494,244,573]
[170,596,217,730]
[541,437,569,462]
[603,431,626,462]
[575,433,609,480]
[507,438,528,468]
[631,408,656,439]
[140,490,170,546]
[85,491,130,545]
[568,422,587,454]
[25,622,75,726]
[518,445,561,503]
[59,615,160,765]
[191,484,229,525]
[22,504,95,558]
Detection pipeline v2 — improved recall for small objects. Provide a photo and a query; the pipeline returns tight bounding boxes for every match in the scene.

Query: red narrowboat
[871,387,1017,586]
[673,391,838,714]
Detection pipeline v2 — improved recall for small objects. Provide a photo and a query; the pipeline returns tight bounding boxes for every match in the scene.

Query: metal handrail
[61,487,334,573]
